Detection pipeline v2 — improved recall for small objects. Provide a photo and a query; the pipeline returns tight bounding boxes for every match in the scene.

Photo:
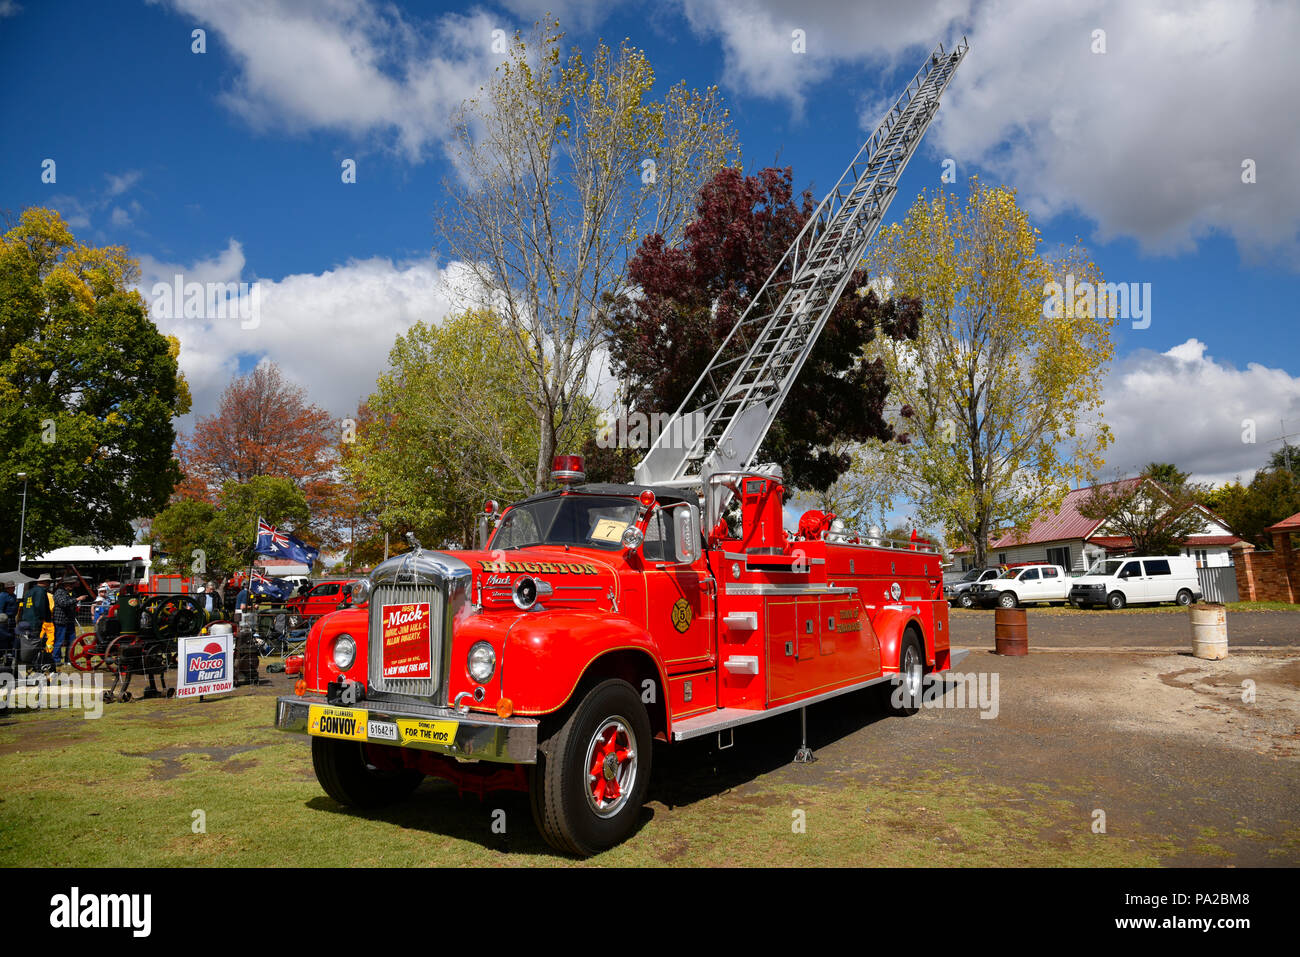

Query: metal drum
[1189,603,1228,660]
[994,607,1028,656]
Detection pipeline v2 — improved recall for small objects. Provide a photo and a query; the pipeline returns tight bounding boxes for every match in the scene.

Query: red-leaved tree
[176,363,339,543]
[598,166,920,490]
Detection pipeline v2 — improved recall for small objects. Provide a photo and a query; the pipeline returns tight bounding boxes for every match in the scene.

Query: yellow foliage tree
[440,21,738,492]
[861,180,1115,565]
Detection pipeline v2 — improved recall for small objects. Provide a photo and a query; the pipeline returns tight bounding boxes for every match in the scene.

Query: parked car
[944,567,1003,608]
[285,579,360,624]
[1068,556,1201,610]
[972,564,1070,608]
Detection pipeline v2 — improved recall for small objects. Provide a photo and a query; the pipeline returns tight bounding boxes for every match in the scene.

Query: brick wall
[1232,534,1299,603]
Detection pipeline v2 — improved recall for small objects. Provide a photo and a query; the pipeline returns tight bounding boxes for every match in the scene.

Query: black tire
[1107,591,1127,610]
[311,737,423,809]
[997,591,1018,609]
[1175,589,1194,606]
[957,592,974,609]
[880,632,924,716]
[529,678,652,857]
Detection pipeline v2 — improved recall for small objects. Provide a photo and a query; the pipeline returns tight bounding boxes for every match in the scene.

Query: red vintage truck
[272,38,968,855]
[274,463,960,855]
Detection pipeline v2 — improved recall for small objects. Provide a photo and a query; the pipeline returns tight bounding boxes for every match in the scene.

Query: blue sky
[3,0,1298,499]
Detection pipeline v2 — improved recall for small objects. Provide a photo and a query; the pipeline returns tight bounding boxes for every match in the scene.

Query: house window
[997,552,1007,565]
[1046,546,1071,570]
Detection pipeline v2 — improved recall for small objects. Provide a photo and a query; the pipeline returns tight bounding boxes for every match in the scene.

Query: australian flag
[254,518,320,568]
[249,572,295,602]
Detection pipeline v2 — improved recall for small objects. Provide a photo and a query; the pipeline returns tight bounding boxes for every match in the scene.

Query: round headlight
[467,641,496,683]
[332,633,356,671]
[349,578,371,605]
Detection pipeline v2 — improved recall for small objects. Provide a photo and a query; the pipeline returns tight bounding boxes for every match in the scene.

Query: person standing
[201,582,218,616]
[0,582,17,621]
[51,577,79,667]
[92,584,111,623]
[21,572,53,647]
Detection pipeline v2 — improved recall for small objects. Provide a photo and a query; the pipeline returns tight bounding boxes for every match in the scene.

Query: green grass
[0,690,1176,867]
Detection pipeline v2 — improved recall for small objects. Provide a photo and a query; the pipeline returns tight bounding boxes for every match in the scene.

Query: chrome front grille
[368,583,445,699]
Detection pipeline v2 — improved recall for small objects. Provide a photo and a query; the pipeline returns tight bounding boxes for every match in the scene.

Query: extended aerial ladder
[634,39,968,490]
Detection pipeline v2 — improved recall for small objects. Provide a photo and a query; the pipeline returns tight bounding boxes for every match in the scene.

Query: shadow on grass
[304,786,656,858]
[298,684,917,855]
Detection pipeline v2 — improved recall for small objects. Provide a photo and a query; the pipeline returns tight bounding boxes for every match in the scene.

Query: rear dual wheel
[530,678,651,857]
[879,632,924,716]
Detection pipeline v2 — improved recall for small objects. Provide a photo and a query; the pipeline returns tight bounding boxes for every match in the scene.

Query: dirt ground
[949,606,1300,648]
[3,624,1298,866]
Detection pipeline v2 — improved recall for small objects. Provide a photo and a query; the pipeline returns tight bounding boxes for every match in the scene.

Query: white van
[1068,556,1202,610]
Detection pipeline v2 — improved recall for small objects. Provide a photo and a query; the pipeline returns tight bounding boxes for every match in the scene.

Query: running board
[670,647,973,742]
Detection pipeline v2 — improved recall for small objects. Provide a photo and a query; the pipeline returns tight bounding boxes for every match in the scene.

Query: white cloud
[936,0,1300,264]
[105,170,142,197]
[680,0,966,113]
[110,207,132,227]
[157,0,505,161]
[138,241,472,430]
[1100,338,1300,485]
[681,0,1300,264]
[498,0,619,31]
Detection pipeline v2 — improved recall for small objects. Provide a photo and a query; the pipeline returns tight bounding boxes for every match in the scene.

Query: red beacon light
[483,499,498,515]
[638,489,656,509]
[550,454,586,485]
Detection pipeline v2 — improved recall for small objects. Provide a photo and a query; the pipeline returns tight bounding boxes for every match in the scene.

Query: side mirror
[673,505,702,564]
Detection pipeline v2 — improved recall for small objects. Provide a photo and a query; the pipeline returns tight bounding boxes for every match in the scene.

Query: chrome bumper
[274,694,540,764]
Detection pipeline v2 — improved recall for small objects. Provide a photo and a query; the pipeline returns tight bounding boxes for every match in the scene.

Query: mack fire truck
[274,39,970,855]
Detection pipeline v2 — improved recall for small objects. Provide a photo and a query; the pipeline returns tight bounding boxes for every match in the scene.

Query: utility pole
[16,472,28,573]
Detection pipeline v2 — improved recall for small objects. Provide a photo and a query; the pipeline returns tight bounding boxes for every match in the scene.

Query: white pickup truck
[971,564,1071,608]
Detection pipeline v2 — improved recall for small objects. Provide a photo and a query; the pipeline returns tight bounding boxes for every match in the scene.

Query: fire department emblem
[670,598,693,633]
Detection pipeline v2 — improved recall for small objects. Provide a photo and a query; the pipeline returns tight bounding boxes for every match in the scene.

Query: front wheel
[311,738,423,809]
[957,592,974,609]
[1107,591,1127,610]
[530,678,652,857]
[997,591,1019,609]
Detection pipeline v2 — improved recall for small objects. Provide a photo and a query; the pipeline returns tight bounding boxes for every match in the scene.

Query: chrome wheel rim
[902,645,922,700]
[583,716,638,818]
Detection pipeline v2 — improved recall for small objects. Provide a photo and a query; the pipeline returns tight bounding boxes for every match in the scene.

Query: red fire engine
[274,39,970,855]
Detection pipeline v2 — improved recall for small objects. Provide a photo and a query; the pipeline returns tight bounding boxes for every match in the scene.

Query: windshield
[959,569,984,582]
[1088,560,1127,577]
[492,495,641,551]
[997,569,1020,580]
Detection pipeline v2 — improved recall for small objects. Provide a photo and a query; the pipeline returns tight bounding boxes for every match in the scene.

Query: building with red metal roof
[952,478,1243,572]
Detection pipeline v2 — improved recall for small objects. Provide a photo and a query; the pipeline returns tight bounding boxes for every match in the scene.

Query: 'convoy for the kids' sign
[272,38,970,855]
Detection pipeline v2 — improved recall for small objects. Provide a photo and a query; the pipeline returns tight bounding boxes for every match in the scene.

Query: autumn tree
[858,179,1115,566]
[599,166,920,490]
[1205,466,1300,548]
[440,22,738,492]
[1078,470,1213,555]
[178,362,337,538]
[150,475,308,597]
[0,208,191,562]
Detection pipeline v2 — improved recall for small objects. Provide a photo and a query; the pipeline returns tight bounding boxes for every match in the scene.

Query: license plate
[307,705,367,741]
[367,718,399,742]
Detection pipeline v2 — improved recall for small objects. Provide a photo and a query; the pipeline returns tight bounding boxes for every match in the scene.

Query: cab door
[1117,560,1147,602]
[641,504,715,674]
[1017,567,1041,602]
[1039,566,1066,600]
